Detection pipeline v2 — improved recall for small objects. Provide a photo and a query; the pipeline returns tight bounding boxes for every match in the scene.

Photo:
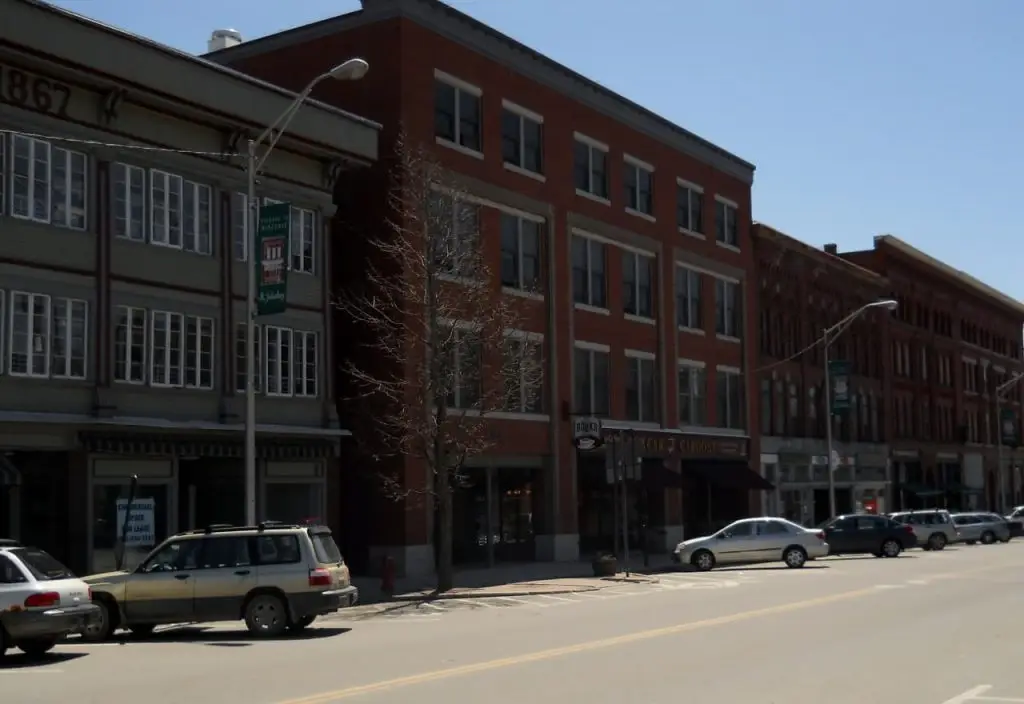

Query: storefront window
[92,483,169,574]
[264,482,324,525]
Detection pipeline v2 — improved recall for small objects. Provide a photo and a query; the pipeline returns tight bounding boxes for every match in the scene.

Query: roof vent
[208,28,243,53]
[823,243,838,255]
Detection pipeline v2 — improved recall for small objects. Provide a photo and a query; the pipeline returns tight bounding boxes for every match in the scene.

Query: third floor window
[501,103,543,176]
[623,156,654,216]
[230,194,319,275]
[434,72,482,153]
[676,181,703,235]
[7,134,87,231]
[573,134,608,200]
[715,198,739,248]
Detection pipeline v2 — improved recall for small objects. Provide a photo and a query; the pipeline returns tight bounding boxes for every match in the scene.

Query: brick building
[207,0,767,576]
[753,225,892,526]
[843,235,1024,513]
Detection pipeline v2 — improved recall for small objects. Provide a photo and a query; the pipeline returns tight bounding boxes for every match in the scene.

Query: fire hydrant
[380,555,396,598]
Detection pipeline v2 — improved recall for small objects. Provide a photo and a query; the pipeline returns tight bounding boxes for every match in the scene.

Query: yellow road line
[278,560,1023,704]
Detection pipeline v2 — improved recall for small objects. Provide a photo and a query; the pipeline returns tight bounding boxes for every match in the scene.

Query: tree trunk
[435,468,454,592]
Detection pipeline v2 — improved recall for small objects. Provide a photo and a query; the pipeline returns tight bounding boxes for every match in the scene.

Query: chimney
[823,243,838,255]
[208,28,243,53]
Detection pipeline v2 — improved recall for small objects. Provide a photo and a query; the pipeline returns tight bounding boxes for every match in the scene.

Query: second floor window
[429,194,479,279]
[674,266,702,330]
[150,310,213,389]
[114,306,147,384]
[51,297,88,379]
[625,354,657,423]
[235,322,261,393]
[445,326,481,410]
[571,235,606,308]
[717,368,744,430]
[678,363,707,426]
[503,335,544,414]
[622,251,654,319]
[148,169,212,255]
[11,135,87,230]
[434,73,482,153]
[573,135,608,200]
[265,325,294,396]
[573,345,609,416]
[715,279,742,338]
[235,323,318,397]
[9,291,51,377]
[501,104,543,175]
[500,213,542,292]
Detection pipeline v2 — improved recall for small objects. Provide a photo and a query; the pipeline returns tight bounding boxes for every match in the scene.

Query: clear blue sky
[54,0,1023,300]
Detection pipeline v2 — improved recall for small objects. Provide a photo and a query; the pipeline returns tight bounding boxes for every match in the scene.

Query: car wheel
[881,539,902,558]
[690,550,715,572]
[981,531,996,545]
[129,624,156,638]
[82,597,116,642]
[966,540,976,545]
[930,533,947,550]
[244,594,289,637]
[290,615,316,632]
[783,546,807,568]
[18,637,57,657]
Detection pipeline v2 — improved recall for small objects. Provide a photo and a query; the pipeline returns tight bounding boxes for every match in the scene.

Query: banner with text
[828,360,852,414]
[256,202,291,316]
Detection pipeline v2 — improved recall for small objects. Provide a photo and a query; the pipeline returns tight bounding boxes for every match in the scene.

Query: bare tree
[336,132,544,592]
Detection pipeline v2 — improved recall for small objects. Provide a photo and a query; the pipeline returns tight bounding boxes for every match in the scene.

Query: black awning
[0,455,20,486]
[642,459,685,489]
[683,460,774,491]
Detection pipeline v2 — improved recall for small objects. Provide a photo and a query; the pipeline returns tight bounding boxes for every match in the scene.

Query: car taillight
[815,531,826,541]
[308,568,332,587]
[903,525,914,534]
[24,592,60,608]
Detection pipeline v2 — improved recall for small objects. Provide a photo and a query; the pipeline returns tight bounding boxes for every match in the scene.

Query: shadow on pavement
[0,652,87,669]
[823,554,918,561]
[119,625,351,645]
[716,563,831,572]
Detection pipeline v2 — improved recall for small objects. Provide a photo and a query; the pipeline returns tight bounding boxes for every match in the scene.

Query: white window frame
[715,196,739,249]
[625,349,657,424]
[623,154,655,220]
[265,325,294,397]
[289,206,317,274]
[571,232,607,311]
[500,211,544,294]
[573,341,610,417]
[235,322,261,394]
[716,365,744,430]
[622,249,656,320]
[149,169,212,254]
[503,330,544,414]
[501,100,545,179]
[293,329,319,398]
[677,359,707,426]
[113,162,147,241]
[573,132,609,202]
[715,277,742,339]
[10,134,88,230]
[8,291,51,378]
[149,310,184,388]
[184,315,215,390]
[232,191,257,262]
[51,297,88,380]
[114,305,147,385]
[675,265,703,331]
[434,69,483,157]
[676,178,704,236]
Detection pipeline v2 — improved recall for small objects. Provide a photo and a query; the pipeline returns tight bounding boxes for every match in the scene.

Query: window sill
[624,313,656,326]
[443,408,550,422]
[621,420,661,430]
[435,137,484,160]
[574,302,610,316]
[625,207,656,223]
[678,326,705,336]
[503,162,546,182]
[716,334,742,344]
[715,240,741,254]
[678,227,705,240]
[502,286,544,301]
[575,189,611,206]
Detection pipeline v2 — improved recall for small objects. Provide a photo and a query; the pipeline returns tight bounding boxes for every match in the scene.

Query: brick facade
[208,0,762,575]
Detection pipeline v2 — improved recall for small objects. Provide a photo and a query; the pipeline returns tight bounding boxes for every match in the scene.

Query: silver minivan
[951,513,1011,545]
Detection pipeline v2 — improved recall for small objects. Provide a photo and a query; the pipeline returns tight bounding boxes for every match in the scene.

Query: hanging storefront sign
[572,417,603,450]
[828,360,852,414]
[256,201,291,316]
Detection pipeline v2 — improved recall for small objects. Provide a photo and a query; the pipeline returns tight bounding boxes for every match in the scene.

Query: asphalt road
[6,543,1024,704]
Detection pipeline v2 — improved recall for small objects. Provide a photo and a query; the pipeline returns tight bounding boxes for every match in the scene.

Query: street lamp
[824,299,898,518]
[995,372,1023,514]
[244,58,369,526]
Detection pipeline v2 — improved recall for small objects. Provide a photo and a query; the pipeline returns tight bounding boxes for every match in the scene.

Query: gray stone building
[0,0,378,573]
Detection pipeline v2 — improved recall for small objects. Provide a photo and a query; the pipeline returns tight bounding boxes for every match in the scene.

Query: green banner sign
[1001,408,1019,448]
[256,202,291,316]
[828,360,852,414]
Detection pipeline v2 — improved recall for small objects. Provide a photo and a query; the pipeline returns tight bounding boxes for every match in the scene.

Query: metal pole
[621,449,630,577]
[824,329,836,518]
[245,139,258,526]
[996,395,1004,513]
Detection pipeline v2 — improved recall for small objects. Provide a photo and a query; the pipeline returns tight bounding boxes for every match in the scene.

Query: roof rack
[179,521,302,536]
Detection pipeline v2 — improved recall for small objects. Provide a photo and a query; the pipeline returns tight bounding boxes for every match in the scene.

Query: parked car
[0,540,99,659]
[951,513,1011,544]
[82,522,358,641]
[671,517,829,571]
[1005,506,1024,537]
[819,514,917,557]
[888,509,959,550]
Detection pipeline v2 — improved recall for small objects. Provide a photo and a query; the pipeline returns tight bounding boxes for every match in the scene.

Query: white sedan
[672,518,830,571]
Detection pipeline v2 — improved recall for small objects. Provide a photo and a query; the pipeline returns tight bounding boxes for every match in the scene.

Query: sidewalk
[351,554,679,605]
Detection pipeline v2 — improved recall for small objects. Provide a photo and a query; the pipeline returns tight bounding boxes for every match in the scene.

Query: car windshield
[309,531,344,564]
[11,547,76,580]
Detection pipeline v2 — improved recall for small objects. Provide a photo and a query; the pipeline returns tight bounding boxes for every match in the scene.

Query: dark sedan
[820,514,918,558]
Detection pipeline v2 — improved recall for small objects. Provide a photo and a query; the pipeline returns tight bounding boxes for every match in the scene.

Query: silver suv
[888,510,959,551]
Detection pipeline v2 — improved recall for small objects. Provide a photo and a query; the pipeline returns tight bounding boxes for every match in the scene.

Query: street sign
[828,360,851,414]
[256,202,291,316]
[573,417,603,450]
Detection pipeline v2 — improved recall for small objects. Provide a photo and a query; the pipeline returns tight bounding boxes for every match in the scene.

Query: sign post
[828,360,852,414]
[256,202,291,316]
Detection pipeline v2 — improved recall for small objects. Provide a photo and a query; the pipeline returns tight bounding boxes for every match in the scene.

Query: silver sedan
[672,517,830,571]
